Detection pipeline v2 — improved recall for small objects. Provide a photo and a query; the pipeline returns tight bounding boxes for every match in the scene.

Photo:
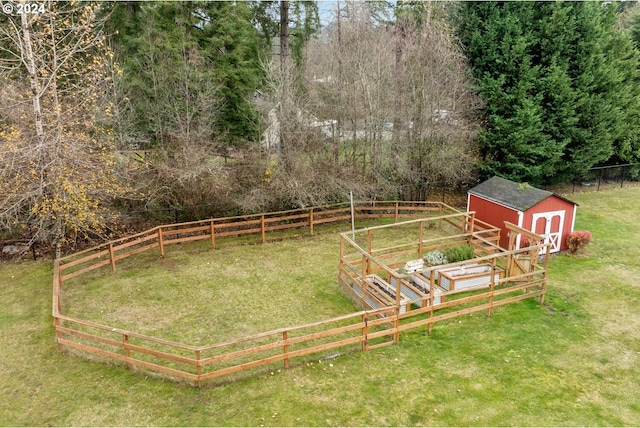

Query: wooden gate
[504,222,546,278]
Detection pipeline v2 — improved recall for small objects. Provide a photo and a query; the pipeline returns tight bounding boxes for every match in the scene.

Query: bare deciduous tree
[392,19,482,199]
[0,1,134,256]
[305,1,482,200]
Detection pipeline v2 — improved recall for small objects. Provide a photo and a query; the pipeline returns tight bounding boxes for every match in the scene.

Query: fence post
[54,262,63,315]
[394,202,399,222]
[261,215,266,244]
[362,313,369,351]
[393,308,400,344]
[210,220,215,249]
[428,272,436,334]
[540,243,551,305]
[366,229,373,275]
[109,243,116,273]
[54,317,63,351]
[487,257,497,317]
[391,272,401,309]
[361,255,367,307]
[53,260,64,351]
[158,227,165,257]
[283,331,289,369]
[196,350,202,388]
[123,334,131,369]
[418,220,424,257]
[309,208,314,236]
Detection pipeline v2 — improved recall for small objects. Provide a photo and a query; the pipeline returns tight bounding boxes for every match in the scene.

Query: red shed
[467,176,578,253]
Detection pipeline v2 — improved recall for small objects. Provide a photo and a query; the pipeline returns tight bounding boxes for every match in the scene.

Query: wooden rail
[52,201,549,387]
[57,201,452,278]
[52,201,454,386]
[53,306,397,387]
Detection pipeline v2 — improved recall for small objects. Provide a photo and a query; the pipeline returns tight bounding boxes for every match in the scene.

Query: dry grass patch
[62,232,356,345]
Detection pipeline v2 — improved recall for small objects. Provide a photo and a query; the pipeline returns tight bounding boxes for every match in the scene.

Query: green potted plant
[443,244,475,263]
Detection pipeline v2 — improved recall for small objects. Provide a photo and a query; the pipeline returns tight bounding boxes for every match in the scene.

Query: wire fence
[542,163,640,195]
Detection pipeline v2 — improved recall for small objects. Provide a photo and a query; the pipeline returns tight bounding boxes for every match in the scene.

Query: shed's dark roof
[468,176,576,212]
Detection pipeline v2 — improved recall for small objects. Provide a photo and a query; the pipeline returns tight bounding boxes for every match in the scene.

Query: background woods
[2,0,640,255]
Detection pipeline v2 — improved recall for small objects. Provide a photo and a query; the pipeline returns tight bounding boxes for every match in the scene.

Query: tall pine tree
[459,1,640,185]
[107,1,265,148]
[199,1,264,145]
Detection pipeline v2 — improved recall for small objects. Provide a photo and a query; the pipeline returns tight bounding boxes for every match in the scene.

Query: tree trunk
[21,12,63,256]
[280,1,289,77]
[279,0,290,167]
[21,13,44,143]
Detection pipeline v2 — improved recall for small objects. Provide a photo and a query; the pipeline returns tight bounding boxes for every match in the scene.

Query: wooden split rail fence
[53,201,455,386]
[52,202,549,387]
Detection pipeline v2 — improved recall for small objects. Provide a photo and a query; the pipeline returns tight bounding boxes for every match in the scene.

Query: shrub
[566,230,592,254]
[423,250,448,266]
[444,244,476,263]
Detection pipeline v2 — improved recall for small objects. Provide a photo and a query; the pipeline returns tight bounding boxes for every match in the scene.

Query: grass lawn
[1,187,639,426]
[60,215,458,346]
[61,233,356,346]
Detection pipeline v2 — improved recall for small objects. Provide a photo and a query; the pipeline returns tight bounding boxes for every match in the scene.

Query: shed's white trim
[517,210,524,228]
[515,210,524,248]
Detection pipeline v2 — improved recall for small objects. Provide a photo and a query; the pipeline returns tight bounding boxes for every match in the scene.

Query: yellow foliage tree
[0,1,132,257]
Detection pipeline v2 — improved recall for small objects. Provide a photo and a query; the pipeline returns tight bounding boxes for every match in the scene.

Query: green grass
[1,187,640,426]
[63,234,357,345]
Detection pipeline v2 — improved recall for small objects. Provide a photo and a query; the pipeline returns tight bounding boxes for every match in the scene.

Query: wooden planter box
[422,262,481,281]
[350,283,389,312]
[366,275,412,313]
[408,273,443,305]
[390,275,441,307]
[437,264,504,291]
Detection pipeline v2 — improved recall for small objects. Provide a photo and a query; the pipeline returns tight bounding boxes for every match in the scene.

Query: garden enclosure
[339,212,550,336]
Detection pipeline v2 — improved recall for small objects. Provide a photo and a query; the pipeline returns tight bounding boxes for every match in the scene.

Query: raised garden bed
[365,274,412,313]
[437,263,504,291]
[409,272,444,304]
[389,274,442,307]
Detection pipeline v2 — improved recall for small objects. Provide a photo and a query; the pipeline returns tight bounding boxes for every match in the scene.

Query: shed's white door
[531,211,565,253]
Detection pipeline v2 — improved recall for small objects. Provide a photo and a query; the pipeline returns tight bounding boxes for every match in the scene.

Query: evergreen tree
[459,2,553,184]
[107,1,265,147]
[250,0,320,69]
[290,1,320,70]
[199,1,265,145]
[458,1,640,185]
